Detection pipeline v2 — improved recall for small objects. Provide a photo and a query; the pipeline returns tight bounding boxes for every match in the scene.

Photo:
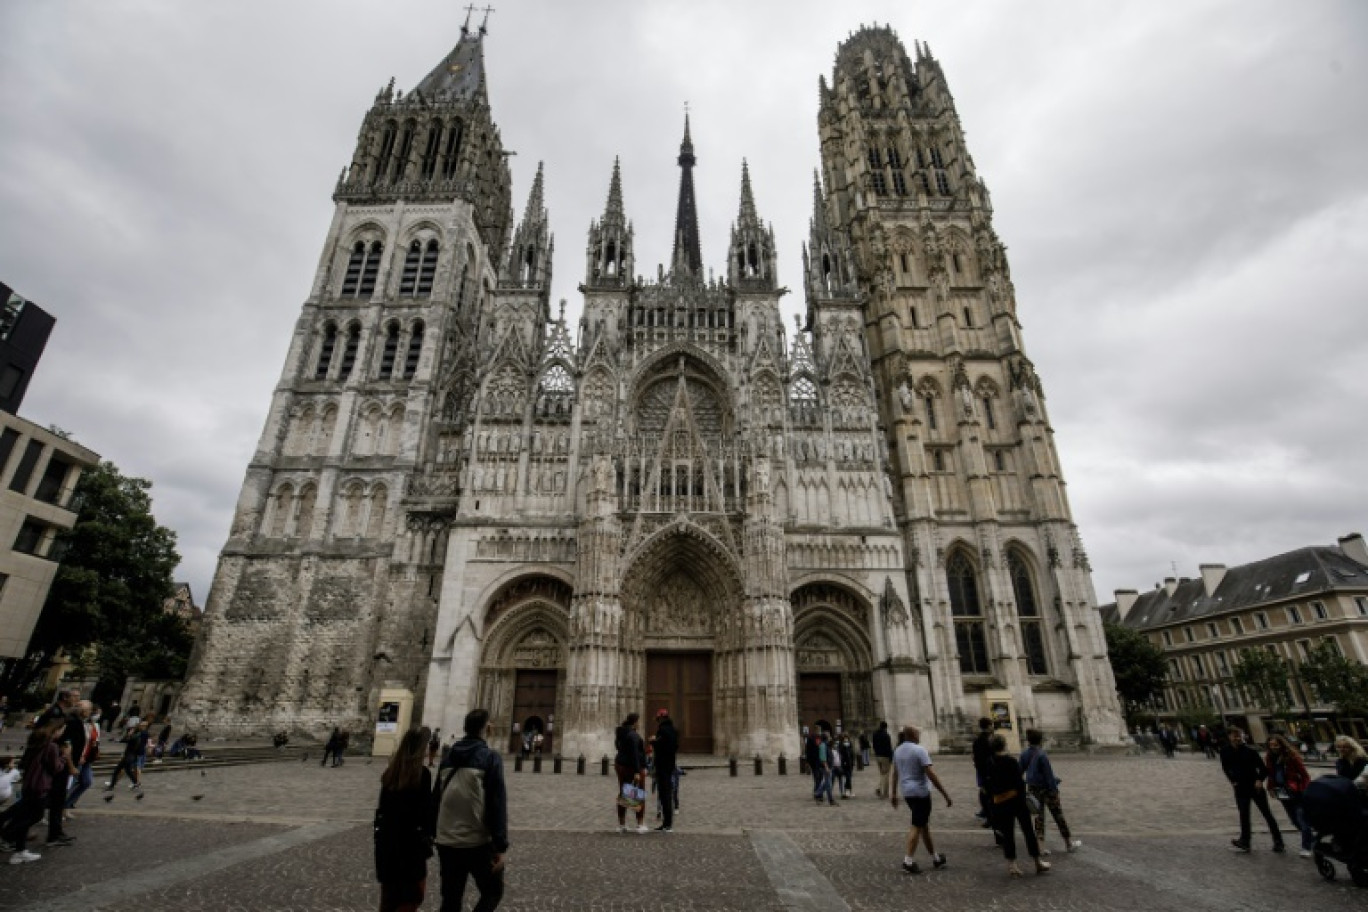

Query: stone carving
[645,574,713,636]
[879,576,909,627]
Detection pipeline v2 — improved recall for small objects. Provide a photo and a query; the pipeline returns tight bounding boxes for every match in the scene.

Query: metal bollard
[577,755,586,775]
[533,754,542,773]
[778,754,788,775]
[729,756,738,777]
[553,755,563,774]
[514,755,523,772]
[754,755,763,775]
[601,755,610,776]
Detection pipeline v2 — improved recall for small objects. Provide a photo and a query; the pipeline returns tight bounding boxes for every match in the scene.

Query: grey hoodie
[434,736,509,853]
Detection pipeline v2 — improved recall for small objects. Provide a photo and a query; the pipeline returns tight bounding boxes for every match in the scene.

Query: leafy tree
[1103,622,1169,723]
[1299,642,1368,719]
[1232,648,1293,720]
[0,461,189,704]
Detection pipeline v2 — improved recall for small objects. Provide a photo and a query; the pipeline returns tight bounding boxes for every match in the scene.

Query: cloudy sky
[1,0,1365,606]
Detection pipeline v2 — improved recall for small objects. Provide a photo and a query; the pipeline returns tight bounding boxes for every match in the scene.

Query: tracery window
[403,321,424,380]
[420,121,443,179]
[378,322,399,379]
[339,324,361,380]
[1009,550,1048,675]
[948,550,990,674]
[314,324,337,380]
[441,120,463,179]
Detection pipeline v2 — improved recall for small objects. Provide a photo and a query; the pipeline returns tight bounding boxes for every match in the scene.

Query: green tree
[0,461,190,703]
[1299,642,1368,719]
[1232,648,1293,719]
[1103,622,1169,724]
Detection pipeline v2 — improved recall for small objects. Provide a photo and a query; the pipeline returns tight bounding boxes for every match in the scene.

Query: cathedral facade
[179,23,1125,756]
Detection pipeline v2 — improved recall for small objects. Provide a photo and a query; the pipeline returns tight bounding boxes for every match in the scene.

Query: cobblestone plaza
[4,752,1366,911]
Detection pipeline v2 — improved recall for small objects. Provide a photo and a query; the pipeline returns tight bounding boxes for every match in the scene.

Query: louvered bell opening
[400,242,421,296]
[417,241,438,295]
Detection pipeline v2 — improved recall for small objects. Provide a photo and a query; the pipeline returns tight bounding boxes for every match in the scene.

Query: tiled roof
[414,34,485,102]
[1103,545,1368,630]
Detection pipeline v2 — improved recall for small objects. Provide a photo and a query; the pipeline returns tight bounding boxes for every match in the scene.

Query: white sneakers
[1066,840,1082,853]
[9,851,40,864]
[636,825,650,834]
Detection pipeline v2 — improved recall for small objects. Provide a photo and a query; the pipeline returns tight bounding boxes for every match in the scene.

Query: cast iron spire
[670,112,703,278]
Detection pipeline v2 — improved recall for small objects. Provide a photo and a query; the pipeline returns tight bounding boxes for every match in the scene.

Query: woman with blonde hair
[373,726,434,912]
[1264,734,1313,857]
[1333,735,1368,782]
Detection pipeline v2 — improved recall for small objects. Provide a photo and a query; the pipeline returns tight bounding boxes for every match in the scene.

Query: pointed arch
[267,483,294,538]
[1006,544,1049,675]
[295,483,318,539]
[946,544,989,674]
[366,483,389,538]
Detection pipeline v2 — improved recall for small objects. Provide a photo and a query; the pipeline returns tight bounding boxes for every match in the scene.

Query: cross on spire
[480,4,495,34]
[461,3,476,33]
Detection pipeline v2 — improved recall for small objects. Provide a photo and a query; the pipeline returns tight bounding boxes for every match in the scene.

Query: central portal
[645,652,714,754]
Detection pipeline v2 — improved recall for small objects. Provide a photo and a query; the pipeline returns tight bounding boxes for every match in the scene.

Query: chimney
[1199,564,1227,597]
[1163,577,1177,597]
[1114,589,1139,621]
[1339,533,1368,567]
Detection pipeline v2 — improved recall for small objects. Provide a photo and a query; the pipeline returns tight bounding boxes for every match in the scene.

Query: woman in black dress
[374,727,435,912]
[986,734,1051,877]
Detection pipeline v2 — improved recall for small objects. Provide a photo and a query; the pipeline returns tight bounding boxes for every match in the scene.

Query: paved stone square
[3,752,1365,910]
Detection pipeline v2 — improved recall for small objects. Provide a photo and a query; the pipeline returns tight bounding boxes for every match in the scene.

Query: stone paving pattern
[3,753,1365,910]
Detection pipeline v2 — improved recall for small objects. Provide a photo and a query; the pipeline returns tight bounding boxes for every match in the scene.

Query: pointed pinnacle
[605,157,624,219]
[738,159,758,223]
[523,161,545,221]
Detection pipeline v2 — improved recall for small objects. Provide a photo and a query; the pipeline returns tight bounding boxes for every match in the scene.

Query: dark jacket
[1019,745,1060,792]
[1266,749,1310,795]
[1336,756,1368,780]
[21,742,66,798]
[972,731,994,778]
[986,753,1027,801]
[614,725,646,773]
[374,766,434,885]
[435,736,508,853]
[1220,742,1268,789]
[61,714,88,768]
[653,719,679,774]
[872,727,893,759]
[804,733,822,767]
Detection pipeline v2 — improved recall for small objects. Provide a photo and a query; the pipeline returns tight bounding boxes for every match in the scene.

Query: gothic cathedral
[180,23,1125,756]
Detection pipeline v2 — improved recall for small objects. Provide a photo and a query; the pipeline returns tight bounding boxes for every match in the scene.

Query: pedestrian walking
[971,717,995,829]
[651,709,679,832]
[814,733,836,805]
[986,734,1051,877]
[830,733,846,799]
[1158,725,1177,759]
[1220,726,1284,854]
[434,709,507,912]
[61,702,98,815]
[336,731,351,766]
[872,721,893,798]
[858,731,871,769]
[1263,734,1313,858]
[374,726,435,912]
[613,713,648,833]
[804,725,823,798]
[1198,725,1216,759]
[427,728,442,768]
[1019,729,1080,854]
[3,718,74,864]
[105,720,150,794]
[323,727,341,767]
[888,724,951,874]
[839,734,855,797]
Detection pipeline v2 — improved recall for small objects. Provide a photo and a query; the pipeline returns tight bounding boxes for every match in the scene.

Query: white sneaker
[617,825,627,834]
[636,825,649,834]
[9,850,40,864]
[1066,840,1082,853]
[1299,849,1312,858]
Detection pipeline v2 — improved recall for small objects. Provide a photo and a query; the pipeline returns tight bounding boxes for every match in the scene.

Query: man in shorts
[889,724,952,874]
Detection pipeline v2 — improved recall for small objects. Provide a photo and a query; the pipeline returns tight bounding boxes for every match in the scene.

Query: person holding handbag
[1019,729,1080,855]
[613,713,648,834]
[1264,734,1313,857]
[373,726,434,912]
[986,735,1050,878]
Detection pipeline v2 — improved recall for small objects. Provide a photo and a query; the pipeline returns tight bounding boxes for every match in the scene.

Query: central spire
[671,112,703,279]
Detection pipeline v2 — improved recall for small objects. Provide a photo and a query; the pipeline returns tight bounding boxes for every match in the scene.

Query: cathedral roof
[414,31,487,102]
[1103,544,1368,630]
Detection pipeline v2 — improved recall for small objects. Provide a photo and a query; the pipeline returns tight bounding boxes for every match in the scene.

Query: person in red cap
[651,709,679,832]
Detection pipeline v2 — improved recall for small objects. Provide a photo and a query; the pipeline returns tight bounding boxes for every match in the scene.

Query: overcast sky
[1,0,1365,607]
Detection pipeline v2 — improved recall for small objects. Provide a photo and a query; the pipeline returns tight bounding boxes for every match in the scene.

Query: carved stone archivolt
[790,581,871,629]
[483,575,573,628]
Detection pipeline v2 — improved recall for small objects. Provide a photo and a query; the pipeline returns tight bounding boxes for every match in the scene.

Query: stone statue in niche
[753,458,771,496]
[897,380,915,415]
[591,454,613,495]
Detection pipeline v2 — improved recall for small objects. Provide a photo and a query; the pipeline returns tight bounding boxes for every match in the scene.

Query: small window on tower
[339,324,361,379]
[994,451,1005,472]
[962,307,974,328]
[908,304,918,328]
[936,171,951,195]
[400,241,422,296]
[899,252,910,274]
[932,449,945,472]
[417,240,439,295]
[983,397,995,430]
[403,321,425,380]
[892,170,908,196]
[315,324,337,380]
[341,242,365,296]
[378,323,399,380]
[359,242,383,296]
[924,396,937,430]
[952,253,963,273]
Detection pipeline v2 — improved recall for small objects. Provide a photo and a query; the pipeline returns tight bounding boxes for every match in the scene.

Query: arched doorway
[791,582,876,735]
[473,575,572,754]
[620,520,745,755]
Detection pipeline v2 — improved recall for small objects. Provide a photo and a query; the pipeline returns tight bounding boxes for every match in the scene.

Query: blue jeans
[66,763,94,808]
[1278,795,1314,851]
[815,768,834,803]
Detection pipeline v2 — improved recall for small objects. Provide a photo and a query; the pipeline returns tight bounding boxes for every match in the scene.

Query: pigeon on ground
[135,792,145,801]
[103,794,114,803]
[192,795,203,801]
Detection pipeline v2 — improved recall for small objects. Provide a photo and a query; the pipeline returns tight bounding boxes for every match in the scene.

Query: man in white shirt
[889,724,953,874]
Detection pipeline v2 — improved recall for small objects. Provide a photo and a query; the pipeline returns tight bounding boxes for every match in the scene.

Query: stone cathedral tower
[181,22,1125,753]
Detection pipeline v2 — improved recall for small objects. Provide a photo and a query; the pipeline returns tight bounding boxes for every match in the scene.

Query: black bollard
[754,755,763,776]
[577,755,586,776]
[729,756,738,777]
[514,755,523,772]
[553,755,563,774]
[533,754,542,773]
[778,754,788,776]
[601,755,610,776]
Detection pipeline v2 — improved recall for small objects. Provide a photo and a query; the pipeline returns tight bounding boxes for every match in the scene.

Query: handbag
[1025,790,1042,814]
[617,782,646,810]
